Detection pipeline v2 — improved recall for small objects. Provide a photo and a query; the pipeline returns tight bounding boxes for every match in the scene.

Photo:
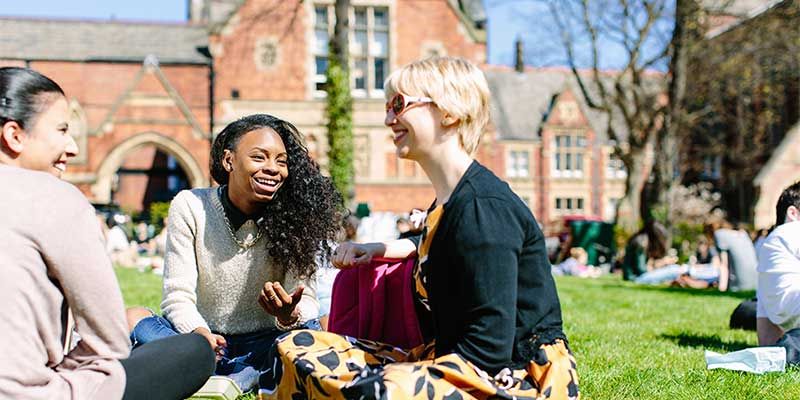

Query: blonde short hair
[384,56,490,156]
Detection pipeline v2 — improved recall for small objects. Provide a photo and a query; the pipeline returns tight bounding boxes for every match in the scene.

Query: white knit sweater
[161,188,319,335]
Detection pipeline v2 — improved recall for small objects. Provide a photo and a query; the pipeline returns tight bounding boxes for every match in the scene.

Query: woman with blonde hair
[258,57,579,399]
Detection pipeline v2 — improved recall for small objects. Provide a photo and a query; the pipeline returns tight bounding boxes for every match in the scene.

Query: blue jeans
[130,314,321,391]
[634,264,687,285]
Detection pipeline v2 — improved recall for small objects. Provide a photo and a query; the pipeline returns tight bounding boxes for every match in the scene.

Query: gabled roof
[702,0,782,15]
[446,0,487,43]
[704,0,785,38]
[754,121,800,186]
[484,68,636,143]
[0,17,209,64]
[94,56,207,138]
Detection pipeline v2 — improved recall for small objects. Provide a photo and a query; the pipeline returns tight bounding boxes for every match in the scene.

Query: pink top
[0,165,130,399]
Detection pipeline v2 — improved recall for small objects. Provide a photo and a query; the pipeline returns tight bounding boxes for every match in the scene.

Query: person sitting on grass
[125,114,344,392]
[757,181,800,345]
[671,235,723,289]
[258,56,579,400]
[553,247,603,278]
[0,66,215,399]
[622,220,677,282]
[712,216,758,292]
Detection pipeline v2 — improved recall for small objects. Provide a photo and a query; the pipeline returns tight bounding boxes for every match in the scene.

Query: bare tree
[549,0,675,233]
[652,0,703,224]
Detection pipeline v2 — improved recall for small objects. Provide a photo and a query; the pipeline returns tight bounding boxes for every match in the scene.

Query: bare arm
[332,239,417,269]
[718,251,729,292]
[757,317,784,346]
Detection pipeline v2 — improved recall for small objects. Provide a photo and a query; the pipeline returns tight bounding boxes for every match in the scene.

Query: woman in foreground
[259,57,579,399]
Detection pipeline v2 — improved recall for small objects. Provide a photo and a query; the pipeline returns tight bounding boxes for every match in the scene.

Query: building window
[606,153,627,179]
[553,133,587,178]
[506,150,530,178]
[701,155,722,180]
[314,4,389,97]
[555,197,585,213]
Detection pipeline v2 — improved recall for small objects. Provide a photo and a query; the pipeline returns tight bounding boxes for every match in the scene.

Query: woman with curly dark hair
[127,114,343,393]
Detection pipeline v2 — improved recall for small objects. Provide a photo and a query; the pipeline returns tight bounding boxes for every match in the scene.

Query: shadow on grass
[595,280,755,300]
[660,332,752,352]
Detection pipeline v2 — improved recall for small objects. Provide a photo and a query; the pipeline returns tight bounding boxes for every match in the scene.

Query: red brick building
[484,66,628,233]
[0,18,212,212]
[0,0,630,232]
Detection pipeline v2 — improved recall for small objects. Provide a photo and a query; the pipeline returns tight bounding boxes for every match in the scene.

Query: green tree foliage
[325,55,354,203]
[684,1,800,222]
[149,201,170,230]
[325,0,355,204]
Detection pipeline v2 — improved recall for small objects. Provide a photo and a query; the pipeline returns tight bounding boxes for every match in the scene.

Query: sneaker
[188,376,243,400]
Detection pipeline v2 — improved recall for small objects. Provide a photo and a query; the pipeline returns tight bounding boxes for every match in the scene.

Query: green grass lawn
[116,268,800,399]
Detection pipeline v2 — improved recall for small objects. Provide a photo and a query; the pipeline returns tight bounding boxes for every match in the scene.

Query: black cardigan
[419,161,566,374]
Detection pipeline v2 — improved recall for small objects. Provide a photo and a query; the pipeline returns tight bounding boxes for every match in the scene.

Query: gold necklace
[216,187,264,250]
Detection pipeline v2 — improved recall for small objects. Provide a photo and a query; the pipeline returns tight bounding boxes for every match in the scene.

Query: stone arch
[91,132,208,204]
[67,99,89,164]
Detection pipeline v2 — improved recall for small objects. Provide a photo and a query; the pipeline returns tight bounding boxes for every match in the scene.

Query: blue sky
[4,0,186,23]
[3,0,669,69]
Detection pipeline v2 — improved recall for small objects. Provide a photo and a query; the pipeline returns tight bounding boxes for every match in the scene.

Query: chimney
[515,37,524,73]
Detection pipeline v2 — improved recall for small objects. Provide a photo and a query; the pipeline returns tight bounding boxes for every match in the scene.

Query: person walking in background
[0,66,214,399]
[259,57,578,399]
[126,114,344,392]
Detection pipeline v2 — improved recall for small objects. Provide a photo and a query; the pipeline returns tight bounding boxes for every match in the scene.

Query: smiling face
[224,127,289,214]
[384,94,442,161]
[16,96,78,177]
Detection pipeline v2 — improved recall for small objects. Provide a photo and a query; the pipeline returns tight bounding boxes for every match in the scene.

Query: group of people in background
[619,215,758,293]
[1,56,580,400]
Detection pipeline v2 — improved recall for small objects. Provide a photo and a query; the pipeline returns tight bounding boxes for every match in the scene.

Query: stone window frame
[506,149,531,179]
[313,3,389,98]
[554,196,586,213]
[551,130,587,179]
[606,151,627,180]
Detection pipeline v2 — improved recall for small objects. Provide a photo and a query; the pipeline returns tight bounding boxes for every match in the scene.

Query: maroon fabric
[328,258,423,349]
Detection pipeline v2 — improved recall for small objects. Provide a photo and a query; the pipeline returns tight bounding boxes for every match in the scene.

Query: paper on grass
[705,347,786,374]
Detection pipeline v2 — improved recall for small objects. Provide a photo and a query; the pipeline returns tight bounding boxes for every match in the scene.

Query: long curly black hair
[210,114,344,278]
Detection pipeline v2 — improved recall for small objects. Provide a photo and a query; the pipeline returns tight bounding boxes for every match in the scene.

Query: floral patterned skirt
[258,330,579,399]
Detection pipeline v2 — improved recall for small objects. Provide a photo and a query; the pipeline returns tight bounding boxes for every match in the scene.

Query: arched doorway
[92,132,208,213]
[112,146,189,213]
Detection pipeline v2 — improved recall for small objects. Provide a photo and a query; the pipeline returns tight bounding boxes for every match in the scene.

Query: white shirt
[756,221,800,331]
[106,225,130,253]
